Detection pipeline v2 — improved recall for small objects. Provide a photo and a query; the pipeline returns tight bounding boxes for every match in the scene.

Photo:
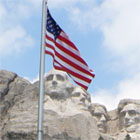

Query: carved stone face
[45,69,71,99]
[120,103,140,132]
[90,105,108,133]
[71,87,91,112]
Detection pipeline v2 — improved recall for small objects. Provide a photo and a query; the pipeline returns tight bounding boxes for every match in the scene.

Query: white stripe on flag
[54,55,92,80]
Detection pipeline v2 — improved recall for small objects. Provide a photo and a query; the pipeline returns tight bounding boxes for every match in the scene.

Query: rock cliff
[0,69,140,140]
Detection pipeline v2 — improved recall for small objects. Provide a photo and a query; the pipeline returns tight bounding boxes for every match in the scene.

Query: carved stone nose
[52,75,57,85]
[52,80,57,86]
[100,115,106,122]
[125,112,130,117]
[125,112,131,121]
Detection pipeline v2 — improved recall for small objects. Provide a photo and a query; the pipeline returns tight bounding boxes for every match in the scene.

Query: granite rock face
[0,69,140,140]
[0,70,30,137]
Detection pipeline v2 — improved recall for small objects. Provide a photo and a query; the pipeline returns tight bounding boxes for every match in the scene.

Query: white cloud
[49,0,89,8]
[85,1,140,109]
[27,0,41,8]
[68,0,140,106]
[68,0,140,73]
[24,72,53,84]
[102,0,140,55]
[0,2,6,19]
[92,73,140,111]
[0,1,35,57]
[102,4,140,74]
[24,75,39,84]
[0,25,34,56]
[1,0,41,21]
[91,91,117,111]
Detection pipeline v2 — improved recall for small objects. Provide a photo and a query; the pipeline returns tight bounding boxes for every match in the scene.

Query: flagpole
[38,0,47,140]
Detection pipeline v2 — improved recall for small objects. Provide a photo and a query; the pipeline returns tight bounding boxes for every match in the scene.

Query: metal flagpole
[38,0,47,140]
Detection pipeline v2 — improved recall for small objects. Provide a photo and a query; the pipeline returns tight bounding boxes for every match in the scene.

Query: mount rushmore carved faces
[118,99,140,133]
[89,103,109,133]
[45,69,73,100]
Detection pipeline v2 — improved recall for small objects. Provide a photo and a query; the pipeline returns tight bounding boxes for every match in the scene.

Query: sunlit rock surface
[0,69,140,140]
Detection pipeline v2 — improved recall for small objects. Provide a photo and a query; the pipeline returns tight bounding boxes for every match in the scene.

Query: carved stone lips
[97,123,104,128]
[125,121,133,127]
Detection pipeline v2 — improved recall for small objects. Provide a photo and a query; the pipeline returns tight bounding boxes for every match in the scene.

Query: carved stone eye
[56,74,65,81]
[121,110,137,117]
[120,111,125,117]
[128,110,137,116]
[93,113,102,119]
[46,75,53,81]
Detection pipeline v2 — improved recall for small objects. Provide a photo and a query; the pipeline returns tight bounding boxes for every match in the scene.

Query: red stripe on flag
[45,42,54,50]
[55,39,88,66]
[53,59,91,83]
[58,31,79,51]
[46,34,55,43]
[54,63,90,90]
[54,50,94,78]
[45,51,54,57]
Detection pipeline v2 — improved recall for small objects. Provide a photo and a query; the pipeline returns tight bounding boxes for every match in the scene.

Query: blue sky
[0,0,140,110]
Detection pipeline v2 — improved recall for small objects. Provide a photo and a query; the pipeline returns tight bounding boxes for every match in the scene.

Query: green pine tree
[98,136,104,140]
[125,134,131,140]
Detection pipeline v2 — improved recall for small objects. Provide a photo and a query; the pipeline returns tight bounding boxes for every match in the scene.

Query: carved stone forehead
[118,99,140,113]
[121,103,140,113]
[90,103,108,116]
[45,69,69,81]
[121,104,139,112]
[94,106,106,114]
[90,104,107,111]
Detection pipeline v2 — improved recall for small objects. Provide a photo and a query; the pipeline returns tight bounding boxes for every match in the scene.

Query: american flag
[45,9,95,90]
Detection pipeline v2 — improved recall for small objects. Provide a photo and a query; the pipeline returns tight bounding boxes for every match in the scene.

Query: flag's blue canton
[46,9,62,40]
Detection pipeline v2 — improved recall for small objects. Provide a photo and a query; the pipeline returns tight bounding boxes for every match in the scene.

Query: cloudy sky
[0,0,140,110]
